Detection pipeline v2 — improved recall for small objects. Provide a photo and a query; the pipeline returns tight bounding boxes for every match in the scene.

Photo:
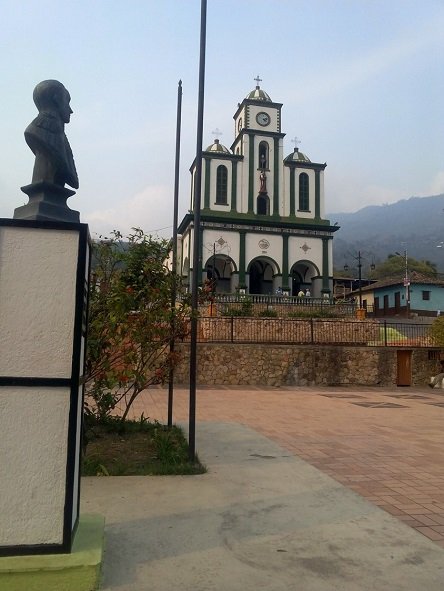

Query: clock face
[237,117,242,132]
[256,111,270,127]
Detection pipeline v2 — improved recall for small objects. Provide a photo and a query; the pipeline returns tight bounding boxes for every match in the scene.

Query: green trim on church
[315,170,321,220]
[248,133,255,213]
[282,233,289,290]
[322,237,330,293]
[177,212,339,235]
[273,137,280,216]
[233,98,283,122]
[231,160,237,212]
[204,158,211,210]
[283,161,327,172]
[289,167,295,216]
[239,231,246,287]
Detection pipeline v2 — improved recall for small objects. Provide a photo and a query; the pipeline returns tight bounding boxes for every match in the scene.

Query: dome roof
[246,84,272,102]
[284,147,311,163]
[204,138,231,154]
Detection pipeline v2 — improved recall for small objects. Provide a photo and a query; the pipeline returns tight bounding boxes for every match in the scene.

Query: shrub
[222,296,253,317]
[430,316,444,346]
[85,229,191,425]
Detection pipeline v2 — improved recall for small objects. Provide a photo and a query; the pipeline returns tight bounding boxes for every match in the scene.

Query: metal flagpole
[167,79,182,428]
[189,0,207,461]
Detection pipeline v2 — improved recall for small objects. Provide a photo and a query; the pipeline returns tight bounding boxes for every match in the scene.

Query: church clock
[256,112,270,126]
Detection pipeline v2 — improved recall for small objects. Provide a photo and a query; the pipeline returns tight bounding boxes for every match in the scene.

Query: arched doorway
[205,255,236,293]
[290,261,319,296]
[248,257,278,295]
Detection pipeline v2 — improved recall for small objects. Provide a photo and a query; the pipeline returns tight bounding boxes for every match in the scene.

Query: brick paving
[130,384,444,547]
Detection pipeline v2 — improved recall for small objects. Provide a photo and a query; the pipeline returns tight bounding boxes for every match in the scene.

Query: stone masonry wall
[174,344,438,387]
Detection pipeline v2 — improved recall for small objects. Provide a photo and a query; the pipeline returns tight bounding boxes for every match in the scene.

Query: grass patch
[82,417,206,476]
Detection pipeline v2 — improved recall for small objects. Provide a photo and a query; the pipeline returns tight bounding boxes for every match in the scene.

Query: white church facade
[177,80,338,297]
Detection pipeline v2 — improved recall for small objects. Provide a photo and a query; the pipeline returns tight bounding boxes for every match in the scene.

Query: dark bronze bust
[25,80,79,189]
[15,80,80,222]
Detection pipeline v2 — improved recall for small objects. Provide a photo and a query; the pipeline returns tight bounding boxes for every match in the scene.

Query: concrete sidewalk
[82,421,444,591]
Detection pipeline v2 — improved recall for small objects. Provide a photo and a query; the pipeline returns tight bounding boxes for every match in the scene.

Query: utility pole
[357,250,362,309]
[167,79,182,428]
[396,249,409,318]
[404,249,410,318]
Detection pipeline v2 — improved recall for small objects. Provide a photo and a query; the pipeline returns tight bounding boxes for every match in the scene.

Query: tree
[369,254,437,280]
[84,229,191,425]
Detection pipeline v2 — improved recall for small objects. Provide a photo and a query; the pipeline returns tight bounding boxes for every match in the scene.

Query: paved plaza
[82,386,444,590]
[132,384,444,547]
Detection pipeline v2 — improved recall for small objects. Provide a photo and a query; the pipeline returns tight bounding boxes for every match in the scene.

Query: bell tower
[232,76,285,218]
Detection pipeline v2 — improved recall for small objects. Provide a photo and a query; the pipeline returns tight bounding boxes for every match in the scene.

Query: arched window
[216,165,228,205]
[257,194,269,215]
[299,172,309,211]
[258,141,269,170]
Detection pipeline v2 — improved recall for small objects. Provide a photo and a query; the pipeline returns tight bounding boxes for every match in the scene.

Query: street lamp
[344,251,375,309]
[395,249,409,318]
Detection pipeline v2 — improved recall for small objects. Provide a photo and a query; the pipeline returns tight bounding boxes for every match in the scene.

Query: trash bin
[356,308,366,320]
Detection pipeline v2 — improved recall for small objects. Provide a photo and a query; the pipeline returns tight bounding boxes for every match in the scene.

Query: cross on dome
[291,136,301,151]
[254,75,262,88]
[212,128,223,141]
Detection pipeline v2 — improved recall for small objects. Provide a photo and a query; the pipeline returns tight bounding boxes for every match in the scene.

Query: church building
[177,79,338,296]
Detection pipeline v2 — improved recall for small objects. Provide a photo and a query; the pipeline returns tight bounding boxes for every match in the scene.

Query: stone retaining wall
[174,344,435,387]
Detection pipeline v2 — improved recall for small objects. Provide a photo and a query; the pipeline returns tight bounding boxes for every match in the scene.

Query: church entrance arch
[290,260,319,296]
[204,255,237,293]
[248,257,279,295]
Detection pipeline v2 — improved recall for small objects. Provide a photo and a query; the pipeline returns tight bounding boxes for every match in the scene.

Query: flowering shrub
[84,229,192,424]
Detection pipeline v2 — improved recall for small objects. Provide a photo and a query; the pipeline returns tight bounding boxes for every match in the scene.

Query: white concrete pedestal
[0,219,90,555]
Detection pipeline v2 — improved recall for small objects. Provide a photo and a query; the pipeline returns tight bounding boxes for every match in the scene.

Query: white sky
[1,0,443,238]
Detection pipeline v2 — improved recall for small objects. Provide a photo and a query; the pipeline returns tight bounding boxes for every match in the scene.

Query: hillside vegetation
[329,194,444,272]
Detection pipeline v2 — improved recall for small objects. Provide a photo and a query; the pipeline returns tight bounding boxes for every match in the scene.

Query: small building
[359,273,444,317]
[333,276,376,301]
[176,79,339,297]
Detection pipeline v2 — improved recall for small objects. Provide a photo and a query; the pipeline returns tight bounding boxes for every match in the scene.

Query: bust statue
[24,80,78,189]
[15,80,80,222]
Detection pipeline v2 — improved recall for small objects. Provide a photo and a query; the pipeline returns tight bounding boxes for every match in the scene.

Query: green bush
[222,297,253,317]
[430,316,444,345]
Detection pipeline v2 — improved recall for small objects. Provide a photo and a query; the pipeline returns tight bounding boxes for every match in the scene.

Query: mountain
[329,194,444,273]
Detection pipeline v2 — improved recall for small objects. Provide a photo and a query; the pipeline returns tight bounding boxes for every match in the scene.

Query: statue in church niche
[259,170,267,193]
[15,80,80,222]
[25,80,78,189]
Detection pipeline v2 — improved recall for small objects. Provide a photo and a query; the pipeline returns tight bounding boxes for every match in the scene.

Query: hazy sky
[1,0,443,238]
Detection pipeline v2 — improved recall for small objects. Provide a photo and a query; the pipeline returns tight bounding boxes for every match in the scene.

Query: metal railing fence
[207,294,357,318]
[193,317,432,347]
